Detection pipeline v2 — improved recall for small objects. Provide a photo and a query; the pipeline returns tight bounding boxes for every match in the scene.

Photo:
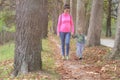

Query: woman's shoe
[66,56,69,60]
[62,56,65,60]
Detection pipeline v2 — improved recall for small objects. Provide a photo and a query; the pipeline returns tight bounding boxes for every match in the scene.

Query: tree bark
[63,0,70,5]
[52,0,59,34]
[13,0,43,76]
[76,0,86,34]
[84,0,91,35]
[48,0,62,34]
[70,0,77,33]
[86,0,104,47]
[106,0,112,37]
[109,2,120,59]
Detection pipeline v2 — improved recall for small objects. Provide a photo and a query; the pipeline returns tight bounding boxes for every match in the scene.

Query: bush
[0,10,15,44]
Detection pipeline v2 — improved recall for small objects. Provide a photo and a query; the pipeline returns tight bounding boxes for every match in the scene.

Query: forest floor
[0,34,120,80]
[50,34,120,80]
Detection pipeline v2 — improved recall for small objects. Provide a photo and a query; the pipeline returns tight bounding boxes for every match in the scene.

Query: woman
[57,4,74,60]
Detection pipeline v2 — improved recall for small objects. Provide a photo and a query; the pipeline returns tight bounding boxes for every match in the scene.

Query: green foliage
[0,10,15,32]
[85,0,92,13]
[102,16,116,37]
[103,0,109,16]
[111,18,116,36]
[0,15,6,32]
[102,16,107,36]
[48,20,53,33]
[101,0,117,38]
[4,24,16,32]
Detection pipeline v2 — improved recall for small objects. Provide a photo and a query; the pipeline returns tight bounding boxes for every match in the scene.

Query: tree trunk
[76,0,86,34]
[86,0,104,47]
[84,0,91,35]
[111,0,119,19]
[63,0,70,5]
[13,0,43,76]
[48,0,62,34]
[109,2,120,59]
[52,0,59,34]
[106,0,112,37]
[70,0,77,33]
[42,0,48,38]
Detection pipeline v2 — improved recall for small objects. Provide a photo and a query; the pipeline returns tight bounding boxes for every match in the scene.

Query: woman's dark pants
[60,32,71,56]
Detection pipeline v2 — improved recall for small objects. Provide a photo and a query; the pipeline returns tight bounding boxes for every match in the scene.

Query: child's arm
[83,35,85,44]
[72,34,77,38]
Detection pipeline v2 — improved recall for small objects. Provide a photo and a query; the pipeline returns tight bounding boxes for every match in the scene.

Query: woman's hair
[64,4,70,9]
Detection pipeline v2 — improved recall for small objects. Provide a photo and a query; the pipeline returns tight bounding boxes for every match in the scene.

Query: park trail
[50,36,102,80]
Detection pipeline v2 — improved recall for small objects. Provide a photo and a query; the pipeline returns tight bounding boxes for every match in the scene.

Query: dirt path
[50,36,101,80]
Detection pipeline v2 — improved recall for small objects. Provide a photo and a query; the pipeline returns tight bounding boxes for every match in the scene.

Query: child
[73,28,85,60]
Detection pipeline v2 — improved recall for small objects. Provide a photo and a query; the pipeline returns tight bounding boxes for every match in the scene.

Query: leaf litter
[50,35,120,80]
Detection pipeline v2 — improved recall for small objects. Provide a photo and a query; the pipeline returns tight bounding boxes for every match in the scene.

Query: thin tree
[106,0,112,37]
[13,0,43,76]
[76,0,86,33]
[84,0,92,35]
[70,0,77,33]
[51,0,60,34]
[109,1,120,59]
[86,0,104,47]
[63,0,70,5]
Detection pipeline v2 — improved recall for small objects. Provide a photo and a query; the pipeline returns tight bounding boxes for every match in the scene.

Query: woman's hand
[57,33,59,36]
[71,32,74,36]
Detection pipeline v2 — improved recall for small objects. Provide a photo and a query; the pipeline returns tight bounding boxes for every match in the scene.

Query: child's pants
[76,43,84,58]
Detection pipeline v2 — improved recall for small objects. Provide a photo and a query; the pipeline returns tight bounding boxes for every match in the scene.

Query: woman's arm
[70,15,74,35]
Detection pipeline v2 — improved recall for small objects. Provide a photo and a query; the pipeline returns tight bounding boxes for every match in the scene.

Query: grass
[0,42,14,62]
[0,39,60,80]
[41,39,60,79]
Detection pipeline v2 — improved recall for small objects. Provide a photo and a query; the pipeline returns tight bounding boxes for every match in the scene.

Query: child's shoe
[79,57,82,60]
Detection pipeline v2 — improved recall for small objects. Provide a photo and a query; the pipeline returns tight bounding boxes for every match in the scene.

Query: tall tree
[86,0,104,47]
[109,1,120,59]
[63,0,70,5]
[13,0,43,76]
[84,0,92,35]
[70,0,77,33]
[76,0,86,33]
[106,0,112,37]
[111,0,119,19]
[49,0,60,34]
